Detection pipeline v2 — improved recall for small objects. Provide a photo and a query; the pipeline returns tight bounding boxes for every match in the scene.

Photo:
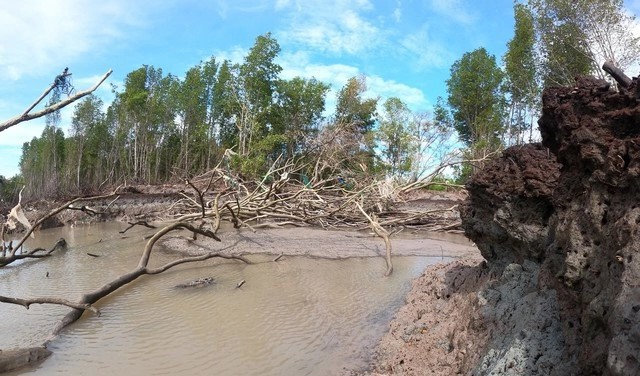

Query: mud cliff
[369,76,640,375]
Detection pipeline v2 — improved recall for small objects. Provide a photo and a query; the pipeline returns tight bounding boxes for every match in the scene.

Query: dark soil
[366,76,640,375]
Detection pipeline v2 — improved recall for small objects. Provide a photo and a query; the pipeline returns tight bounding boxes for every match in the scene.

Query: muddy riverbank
[363,75,640,375]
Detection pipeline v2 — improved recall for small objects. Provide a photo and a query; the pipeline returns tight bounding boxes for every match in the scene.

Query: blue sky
[1,0,639,177]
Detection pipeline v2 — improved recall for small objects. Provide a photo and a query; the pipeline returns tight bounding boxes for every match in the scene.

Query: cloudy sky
[1,0,639,177]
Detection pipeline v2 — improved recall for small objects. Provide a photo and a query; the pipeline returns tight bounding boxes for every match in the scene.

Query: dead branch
[45,221,249,338]
[602,60,631,88]
[0,295,100,316]
[1,187,122,267]
[0,69,113,133]
[119,221,157,234]
[185,179,206,218]
[356,202,393,277]
[0,347,52,373]
[0,238,67,268]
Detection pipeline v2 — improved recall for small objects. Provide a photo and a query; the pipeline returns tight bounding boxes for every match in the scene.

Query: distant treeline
[5,0,638,202]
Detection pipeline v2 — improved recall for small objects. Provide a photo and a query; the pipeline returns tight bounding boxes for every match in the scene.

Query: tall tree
[272,77,330,160]
[439,48,505,172]
[177,65,209,174]
[213,60,237,150]
[504,3,538,144]
[377,97,414,176]
[333,76,379,172]
[528,0,640,86]
[235,33,282,156]
[334,76,378,135]
[68,95,106,192]
[118,66,178,182]
[19,125,66,198]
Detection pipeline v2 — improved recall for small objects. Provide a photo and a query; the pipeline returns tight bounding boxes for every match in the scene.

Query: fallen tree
[0,219,249,372]
[0,149,474,372]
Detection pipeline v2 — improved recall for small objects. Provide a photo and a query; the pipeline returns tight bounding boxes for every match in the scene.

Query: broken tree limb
[0,69,113,133]
[185,179,206,218]
[602,60,632,89]
[119,221,157,234]
[356,202,393,277]
[0,295,100,316]
[0,239,67,268]
[47,221,249,338]
[1,187,122,267]
[0,347,52,373]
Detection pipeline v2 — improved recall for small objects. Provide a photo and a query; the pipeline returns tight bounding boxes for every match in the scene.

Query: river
[0,223,449,375]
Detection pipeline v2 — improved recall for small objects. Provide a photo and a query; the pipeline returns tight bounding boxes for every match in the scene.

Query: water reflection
[1,224,445,375]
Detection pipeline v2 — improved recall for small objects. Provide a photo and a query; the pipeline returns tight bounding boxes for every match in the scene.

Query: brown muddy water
[0,223,449,375]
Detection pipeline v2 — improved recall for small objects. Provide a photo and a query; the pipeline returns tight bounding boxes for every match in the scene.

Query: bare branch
[356,202,394,277]
[0,295,100,316]
[119,221,157,234]
[0,69,113,133]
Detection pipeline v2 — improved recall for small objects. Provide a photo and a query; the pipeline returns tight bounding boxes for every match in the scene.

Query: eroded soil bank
[364,76,640,375]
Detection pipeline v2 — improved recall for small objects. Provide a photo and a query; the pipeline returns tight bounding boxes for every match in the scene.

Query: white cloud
[430,0,475,24]
[275,0,293,10]
[277,51,429,113]
[0,0,141,80]
[366,76,428,110]
[400,25,452,69]
[213,46,249,65]
[393,0,402,22]
[276,0,382,55]
[393,8,402,22]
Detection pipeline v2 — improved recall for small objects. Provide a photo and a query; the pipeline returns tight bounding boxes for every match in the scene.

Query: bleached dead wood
[356,202,394,277]
[1,188,122,267]
[0,69,112,133]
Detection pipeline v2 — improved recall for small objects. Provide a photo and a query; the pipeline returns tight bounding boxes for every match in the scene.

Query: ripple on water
[1,224,441,376]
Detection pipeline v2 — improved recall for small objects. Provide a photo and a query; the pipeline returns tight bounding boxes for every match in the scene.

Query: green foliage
[329,76,379,172]
[68,95,108,192]
[527,0,640,87]
[504,3,538,144]
[377,97,415,176]
[272,77,329,159]
[0,175,23,206]
[425,176,456,191]
[19,125,66,198]
[443,48,505,150]
[13,33,451,198]
[214,61,237,150]
[335,76,378,135]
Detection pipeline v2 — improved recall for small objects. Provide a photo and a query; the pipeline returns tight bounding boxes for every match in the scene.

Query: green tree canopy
[528,0,640,86]
[504,3,538,144]
[377,97,414,176]
[444,48,505,149]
